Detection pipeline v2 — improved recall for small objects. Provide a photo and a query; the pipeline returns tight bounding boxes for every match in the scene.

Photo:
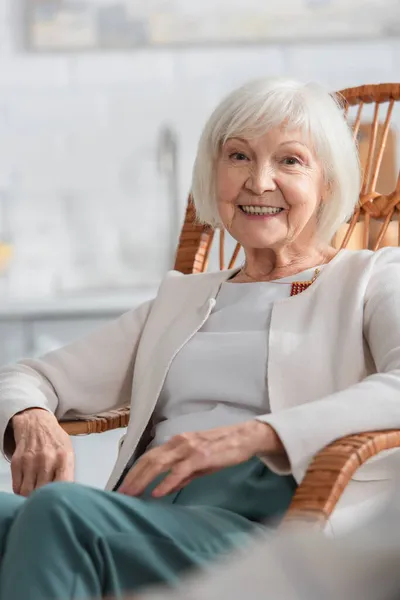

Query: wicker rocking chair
[61,83,400,528]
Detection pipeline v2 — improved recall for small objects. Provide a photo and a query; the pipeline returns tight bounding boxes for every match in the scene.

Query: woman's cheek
[218,179,239,210]
[217,202,236,231]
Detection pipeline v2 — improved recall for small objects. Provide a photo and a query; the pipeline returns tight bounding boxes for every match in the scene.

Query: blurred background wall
[0,0,399,490]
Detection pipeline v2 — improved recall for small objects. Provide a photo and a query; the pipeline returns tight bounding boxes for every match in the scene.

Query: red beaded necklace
[239,267,321,297]
[290,268,321,297]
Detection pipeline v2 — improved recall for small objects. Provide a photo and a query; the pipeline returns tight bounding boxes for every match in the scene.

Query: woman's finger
[152,465,214,497]
[119,456,172,496]
[119,441,191,496]
[150,460,196,497]
[54,461,74,483]
[19,467,38,497]
[151,443,217,497]
[160,467,217,496]
[154,474,197,496]
[118,450,162,495]
[10,454,23,495]
[154,438,254,497]
[35,454,57,489]
[16,452,38,497]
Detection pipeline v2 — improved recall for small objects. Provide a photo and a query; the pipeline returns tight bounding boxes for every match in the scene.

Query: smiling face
[215,125,328,252]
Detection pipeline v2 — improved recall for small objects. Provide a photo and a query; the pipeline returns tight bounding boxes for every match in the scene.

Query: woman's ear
[317,182,330,219]
[324,177,333,199]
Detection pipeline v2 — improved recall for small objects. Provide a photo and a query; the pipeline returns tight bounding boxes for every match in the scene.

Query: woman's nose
[244,164,276,195]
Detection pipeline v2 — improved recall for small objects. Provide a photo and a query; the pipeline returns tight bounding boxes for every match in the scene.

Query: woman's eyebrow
[226,137,250,145]
[279,140,309,148]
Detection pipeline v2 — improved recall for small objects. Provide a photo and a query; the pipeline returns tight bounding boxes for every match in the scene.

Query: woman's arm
[0,299,153,459]
[257,249,400,480]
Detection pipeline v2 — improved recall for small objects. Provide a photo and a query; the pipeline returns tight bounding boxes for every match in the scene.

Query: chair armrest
[59,407,130,436]
[283,429,400,528]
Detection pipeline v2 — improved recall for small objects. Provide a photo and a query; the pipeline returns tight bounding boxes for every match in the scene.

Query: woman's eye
[229,152,248,161]
[282,156,301,166]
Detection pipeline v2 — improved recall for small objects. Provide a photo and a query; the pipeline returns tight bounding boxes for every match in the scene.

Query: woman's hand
[10,408,75,497]
[118,420,285,498]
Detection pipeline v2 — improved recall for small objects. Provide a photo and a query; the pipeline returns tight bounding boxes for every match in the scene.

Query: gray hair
[191,78,361,243]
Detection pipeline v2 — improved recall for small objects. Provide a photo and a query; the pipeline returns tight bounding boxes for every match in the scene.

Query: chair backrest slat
[352,102,364,140]
[362,102,380,195]
[370,99,395,192]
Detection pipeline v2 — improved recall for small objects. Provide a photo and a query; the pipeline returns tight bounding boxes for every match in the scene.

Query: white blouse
[149,266,320,448]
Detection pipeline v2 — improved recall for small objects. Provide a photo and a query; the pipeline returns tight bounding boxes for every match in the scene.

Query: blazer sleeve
[0,299,153,457]
[257,248,400,481]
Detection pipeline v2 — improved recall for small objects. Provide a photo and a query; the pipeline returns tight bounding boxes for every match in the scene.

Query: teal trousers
[0,458,296,600]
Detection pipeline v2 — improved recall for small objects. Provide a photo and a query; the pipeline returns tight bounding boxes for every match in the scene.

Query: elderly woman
[1,77,400,600]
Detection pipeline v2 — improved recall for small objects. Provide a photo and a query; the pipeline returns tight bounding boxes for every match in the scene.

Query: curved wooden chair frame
[61,83,400,527]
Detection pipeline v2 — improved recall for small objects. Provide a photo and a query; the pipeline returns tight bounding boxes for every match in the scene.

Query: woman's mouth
[239,205,284,216]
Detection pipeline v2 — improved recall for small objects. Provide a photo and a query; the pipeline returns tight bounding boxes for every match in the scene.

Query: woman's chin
[234,229,287,250]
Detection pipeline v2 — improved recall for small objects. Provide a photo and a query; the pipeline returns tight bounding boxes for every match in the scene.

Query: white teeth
[240,205,283,215]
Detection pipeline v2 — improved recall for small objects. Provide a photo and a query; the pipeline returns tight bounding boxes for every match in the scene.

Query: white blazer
[2,247,400,533]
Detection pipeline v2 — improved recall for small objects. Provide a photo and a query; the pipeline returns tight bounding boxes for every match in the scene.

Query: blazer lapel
[106,268,237,490]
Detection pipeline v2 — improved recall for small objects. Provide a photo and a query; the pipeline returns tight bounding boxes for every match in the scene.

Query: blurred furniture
[0,242,12,272]
[61,83,400,528]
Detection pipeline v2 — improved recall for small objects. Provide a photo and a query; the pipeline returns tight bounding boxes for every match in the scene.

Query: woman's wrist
[251,420,285,455]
